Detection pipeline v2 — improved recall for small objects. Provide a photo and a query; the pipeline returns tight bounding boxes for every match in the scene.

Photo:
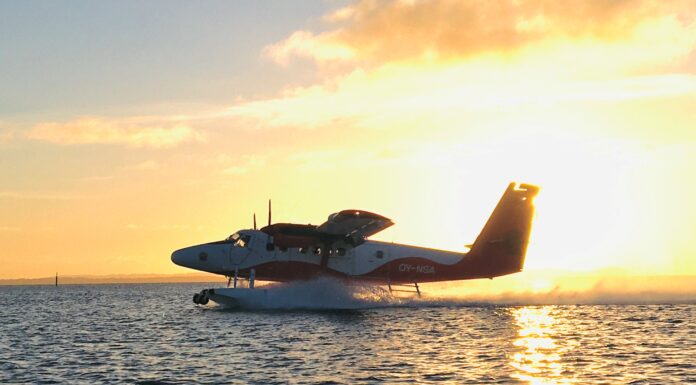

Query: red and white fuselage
[171,182,539,285]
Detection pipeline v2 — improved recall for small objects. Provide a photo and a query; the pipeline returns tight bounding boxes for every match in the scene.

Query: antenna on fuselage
[253,213,257,230]
[268,199,272,226]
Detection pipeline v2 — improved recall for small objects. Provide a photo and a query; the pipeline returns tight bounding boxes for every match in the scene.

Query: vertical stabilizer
[466,182,539,278]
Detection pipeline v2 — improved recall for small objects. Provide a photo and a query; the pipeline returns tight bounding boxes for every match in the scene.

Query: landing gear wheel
[199,295,209,305]
[193,293,200,304]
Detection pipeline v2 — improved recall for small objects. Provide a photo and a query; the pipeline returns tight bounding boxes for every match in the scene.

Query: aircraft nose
[171,248,190,267]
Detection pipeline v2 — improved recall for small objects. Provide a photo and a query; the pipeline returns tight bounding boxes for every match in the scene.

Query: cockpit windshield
[227,232,251,248]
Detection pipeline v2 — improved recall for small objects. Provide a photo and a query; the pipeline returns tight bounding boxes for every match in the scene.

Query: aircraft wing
[317,210,394,242]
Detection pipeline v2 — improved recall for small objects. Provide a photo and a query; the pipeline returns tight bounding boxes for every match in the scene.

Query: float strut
[249,268,256,289]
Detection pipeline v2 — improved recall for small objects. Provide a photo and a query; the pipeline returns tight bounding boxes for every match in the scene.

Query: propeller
[253,213,257,230]
[268,199,272,226]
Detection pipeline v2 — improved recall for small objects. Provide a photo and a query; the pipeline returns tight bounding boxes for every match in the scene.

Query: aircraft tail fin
[467,182,539,278]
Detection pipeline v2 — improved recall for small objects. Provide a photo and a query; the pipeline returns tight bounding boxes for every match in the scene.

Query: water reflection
[510,306,574,385]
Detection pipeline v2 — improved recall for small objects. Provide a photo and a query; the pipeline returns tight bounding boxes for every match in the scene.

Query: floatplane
[171,182,539,307]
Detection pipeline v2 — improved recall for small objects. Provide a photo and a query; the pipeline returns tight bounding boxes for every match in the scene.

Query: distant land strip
[0,273,224,286]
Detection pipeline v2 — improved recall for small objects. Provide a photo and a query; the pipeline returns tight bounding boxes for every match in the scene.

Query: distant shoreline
[0,273,225,286]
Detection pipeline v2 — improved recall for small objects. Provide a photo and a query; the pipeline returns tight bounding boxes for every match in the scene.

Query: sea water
[1,282,694,384]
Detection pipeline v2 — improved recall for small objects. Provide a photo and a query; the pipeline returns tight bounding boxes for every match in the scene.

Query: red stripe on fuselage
[234,253,502,284]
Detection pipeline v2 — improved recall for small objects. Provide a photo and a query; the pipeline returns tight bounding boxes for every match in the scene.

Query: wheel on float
[193,293,200,304]
[199,295,209,305]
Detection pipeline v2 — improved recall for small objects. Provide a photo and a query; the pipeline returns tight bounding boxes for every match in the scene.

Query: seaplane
[171,182,539,307]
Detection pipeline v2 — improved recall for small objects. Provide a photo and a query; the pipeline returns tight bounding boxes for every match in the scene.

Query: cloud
[125,223,205,231]
[0,121,18,144]
[285,141,481,174]
[79,175,114,182]
[0,129,16,144]
[221,166,249,175]
[236,0,696,133]
[27,116,204,148]
[224,67,696,131]
[17,1,694,152]
[0,191,92,200]
[267,0,695,66]
[264,30,355,66]
[214,154,266,176]
[126,160,160,171]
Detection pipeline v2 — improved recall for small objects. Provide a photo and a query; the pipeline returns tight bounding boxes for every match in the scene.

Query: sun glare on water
[511,307,575,385]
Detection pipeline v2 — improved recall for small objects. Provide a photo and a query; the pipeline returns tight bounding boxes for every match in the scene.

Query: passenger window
[300,247,308,254]
[337,248,346,256]
[376,250,384,259]
[313,247,321,255]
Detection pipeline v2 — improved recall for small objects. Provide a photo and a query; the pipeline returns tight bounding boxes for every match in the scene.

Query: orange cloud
[0,121,16,144]
[224,67,696,131]
[218,154,266,176]
[125,223,205,231]
[125,160,161,171]
[267,0,695,65]
[0,191,92,200]
[245,0,696,134]
[28,116,203,148]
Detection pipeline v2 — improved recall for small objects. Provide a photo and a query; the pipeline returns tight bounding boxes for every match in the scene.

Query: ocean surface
[1,282,694,384]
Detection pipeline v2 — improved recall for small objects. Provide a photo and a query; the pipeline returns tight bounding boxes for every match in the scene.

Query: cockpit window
[236,235,251,248]
[227,232,251,247]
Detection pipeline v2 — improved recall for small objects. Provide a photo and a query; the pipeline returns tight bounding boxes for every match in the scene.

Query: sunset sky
[1,0,695,281]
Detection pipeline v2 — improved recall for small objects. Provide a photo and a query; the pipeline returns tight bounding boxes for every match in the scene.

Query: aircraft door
[263,234,277,262]
[229,234,253,268]
[372,247,390,281]
[348,247,357,276]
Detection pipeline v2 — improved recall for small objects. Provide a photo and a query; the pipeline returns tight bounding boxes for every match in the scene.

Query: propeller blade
[268,199,272,226]
[253,213,257,230]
